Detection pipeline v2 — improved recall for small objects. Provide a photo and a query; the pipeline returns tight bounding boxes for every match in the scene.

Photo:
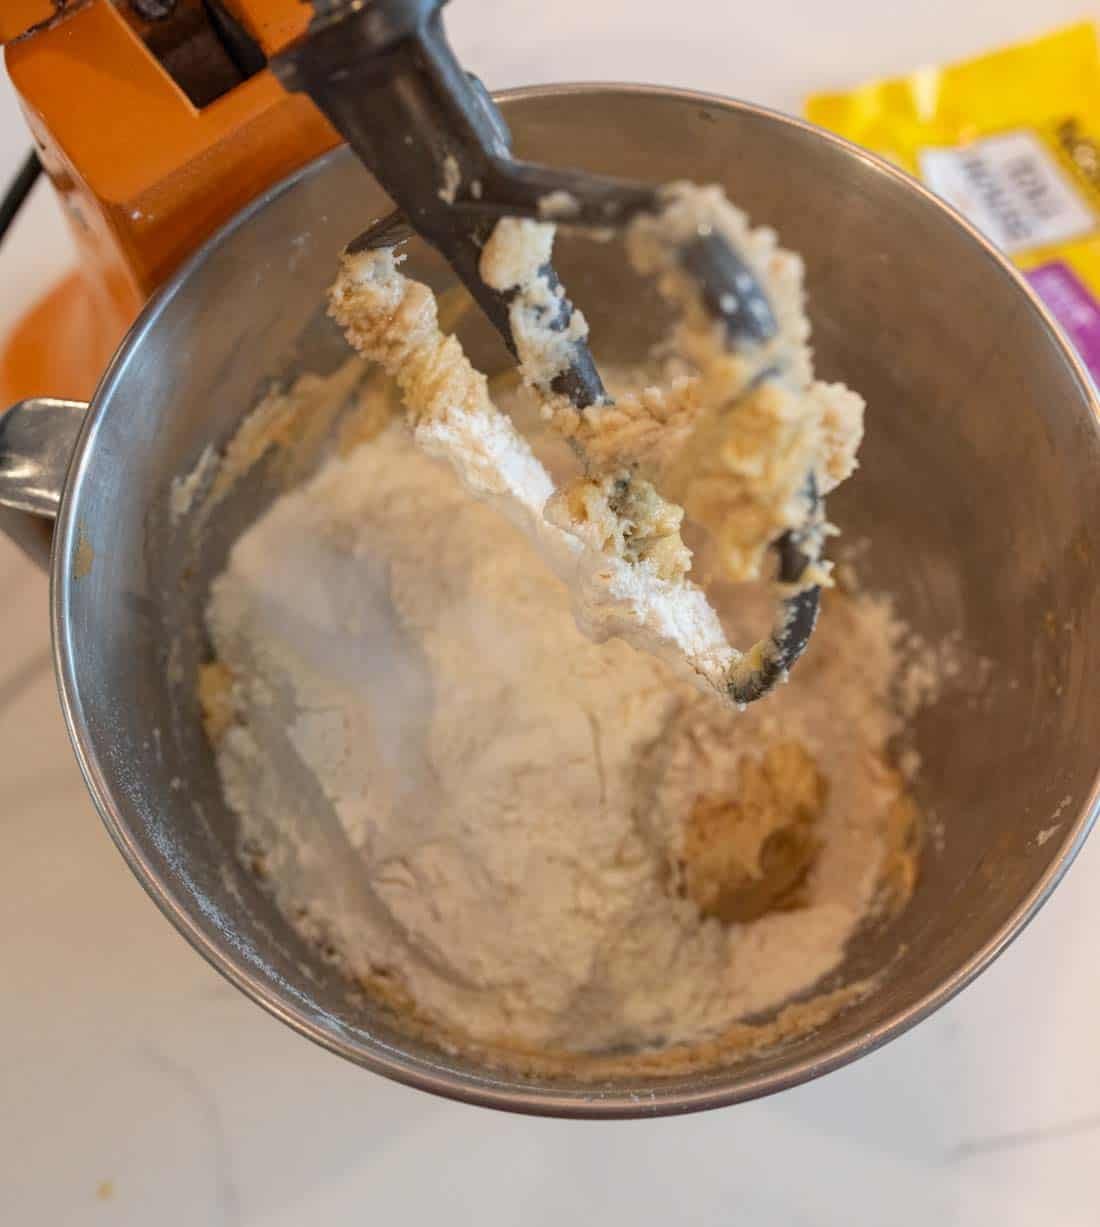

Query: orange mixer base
[0,270,131,407]
[0,0,335,410]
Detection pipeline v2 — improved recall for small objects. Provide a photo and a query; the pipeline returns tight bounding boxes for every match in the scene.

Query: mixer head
[275,0,822,703]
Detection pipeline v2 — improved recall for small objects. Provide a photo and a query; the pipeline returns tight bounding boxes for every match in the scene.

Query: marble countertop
[3,3,1100,1223]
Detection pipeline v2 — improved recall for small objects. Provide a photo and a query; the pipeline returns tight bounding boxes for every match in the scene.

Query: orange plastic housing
[1,0,331,404]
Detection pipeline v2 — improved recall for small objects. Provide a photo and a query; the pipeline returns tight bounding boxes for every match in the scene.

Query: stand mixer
[0,13,1096,1113]
[1,0,821,700]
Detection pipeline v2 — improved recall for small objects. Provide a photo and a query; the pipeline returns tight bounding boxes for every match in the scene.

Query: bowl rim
[50,81,1100,1119]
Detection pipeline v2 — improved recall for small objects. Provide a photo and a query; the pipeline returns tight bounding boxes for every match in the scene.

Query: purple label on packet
[1025,261,1100,380]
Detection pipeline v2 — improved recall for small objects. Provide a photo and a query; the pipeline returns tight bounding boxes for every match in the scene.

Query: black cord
[0,150,42,245]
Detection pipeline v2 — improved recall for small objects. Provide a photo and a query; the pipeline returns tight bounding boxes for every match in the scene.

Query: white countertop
[3,3,1100,1223]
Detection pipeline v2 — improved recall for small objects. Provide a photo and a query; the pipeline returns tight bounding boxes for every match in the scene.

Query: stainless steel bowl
[3,85,1099,1118]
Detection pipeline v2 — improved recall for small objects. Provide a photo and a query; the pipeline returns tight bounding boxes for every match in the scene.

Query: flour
[201,181,911,1069]
[205,412,916,1061]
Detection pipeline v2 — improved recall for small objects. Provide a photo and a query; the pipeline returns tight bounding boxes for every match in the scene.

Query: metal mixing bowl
[3,86,1099,1117]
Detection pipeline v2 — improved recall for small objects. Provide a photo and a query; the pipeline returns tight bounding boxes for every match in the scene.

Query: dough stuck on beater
[327,185,865,700]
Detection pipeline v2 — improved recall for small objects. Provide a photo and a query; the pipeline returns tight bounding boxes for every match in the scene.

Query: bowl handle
[0,398,88,569]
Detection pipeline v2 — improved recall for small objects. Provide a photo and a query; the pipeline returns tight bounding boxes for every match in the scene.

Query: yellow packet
[807,21,1100,380]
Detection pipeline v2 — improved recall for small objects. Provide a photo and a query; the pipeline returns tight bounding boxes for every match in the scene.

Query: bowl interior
[55,88,1100,1115]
